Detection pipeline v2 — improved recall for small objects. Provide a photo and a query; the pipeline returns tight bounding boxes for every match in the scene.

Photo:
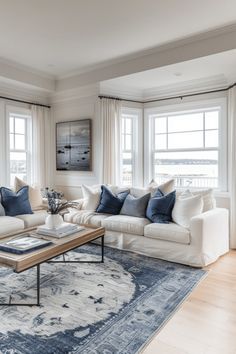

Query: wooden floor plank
[142,251,236,354]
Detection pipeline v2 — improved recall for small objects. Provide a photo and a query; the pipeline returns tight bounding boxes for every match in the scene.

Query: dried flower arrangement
[42,188,80,214]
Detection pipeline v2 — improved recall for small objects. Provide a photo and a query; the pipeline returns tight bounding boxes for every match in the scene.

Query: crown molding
[50,83,100,104]
[99,82,143,101]
[58,23,236,80]
[57,23,236,91]
[0,81,50,105]
[143,74,229,100]
[0,58,55,92]
[1,23,236,101]
[0,57,55,80]
[98,74,229,103]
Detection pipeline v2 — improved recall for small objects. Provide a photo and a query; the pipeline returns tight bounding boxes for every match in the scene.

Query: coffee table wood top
[0,224,105,273]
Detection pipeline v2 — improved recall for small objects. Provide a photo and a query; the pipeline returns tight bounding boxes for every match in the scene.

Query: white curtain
[31,105,52,188]
[100,98,121,185]
[228,86,236,248]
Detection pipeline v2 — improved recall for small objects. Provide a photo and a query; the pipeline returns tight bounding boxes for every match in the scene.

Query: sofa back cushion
[129,187,149,198]
[14,177,42,210]
[81,184,101,211]
[96,185,129,215]
[146,189,176,223]
[147,179,175,197]
[176,188,215,212]
[120,193,150,218]
[172,194,203,229]
[0,186,33,217]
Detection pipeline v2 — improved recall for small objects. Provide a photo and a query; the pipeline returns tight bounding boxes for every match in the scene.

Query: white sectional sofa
[65,187,229,267]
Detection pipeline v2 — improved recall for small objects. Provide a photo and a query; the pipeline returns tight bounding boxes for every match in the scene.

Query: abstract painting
[56,119,92,171]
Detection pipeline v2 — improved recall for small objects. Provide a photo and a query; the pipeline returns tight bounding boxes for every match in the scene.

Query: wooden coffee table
[0,224,105,306]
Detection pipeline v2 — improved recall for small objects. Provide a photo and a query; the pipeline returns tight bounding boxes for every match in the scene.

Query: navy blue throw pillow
[0,186,33,216]
[146,188,176,223]
[96,185,129,214]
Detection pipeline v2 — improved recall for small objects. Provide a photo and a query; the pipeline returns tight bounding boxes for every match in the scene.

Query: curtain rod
[0,95,51,108]
[98,82,236,104]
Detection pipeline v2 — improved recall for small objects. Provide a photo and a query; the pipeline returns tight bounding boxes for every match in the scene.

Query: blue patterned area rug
[0,244,206,354]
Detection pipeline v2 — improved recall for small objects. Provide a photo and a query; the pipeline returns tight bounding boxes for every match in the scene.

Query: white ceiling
[101,50,236,95]
[1,0,236,78]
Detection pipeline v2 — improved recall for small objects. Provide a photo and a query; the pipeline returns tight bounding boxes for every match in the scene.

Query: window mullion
[203,111,206,148]
[166,117,168,150]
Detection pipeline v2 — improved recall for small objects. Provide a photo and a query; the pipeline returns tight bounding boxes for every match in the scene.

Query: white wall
[52,92,102,199]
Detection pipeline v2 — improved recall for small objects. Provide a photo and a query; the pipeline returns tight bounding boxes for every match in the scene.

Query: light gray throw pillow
[120,193,150,218]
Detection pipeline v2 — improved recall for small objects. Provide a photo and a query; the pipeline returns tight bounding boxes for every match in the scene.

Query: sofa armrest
[190,208,229,265]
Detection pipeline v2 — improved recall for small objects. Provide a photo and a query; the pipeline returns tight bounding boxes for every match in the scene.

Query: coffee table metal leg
[101,235,104,263]
[37,264,40,306]
[0,264,41,307]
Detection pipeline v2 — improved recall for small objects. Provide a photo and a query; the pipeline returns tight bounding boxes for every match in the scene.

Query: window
[121,114,133,186]
[121,108,142,186]
[145,100,227,190]
[8,110,32,186]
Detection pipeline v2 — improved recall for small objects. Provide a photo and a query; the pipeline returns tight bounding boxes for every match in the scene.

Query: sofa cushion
[146,189,176,223]
[147,179,175,197]
[0,186,33,216]
[102,215,151,236]
[96,185,129,215]
[176,188,215,212]
[14,177,43,210]
[172,194,203,229]
[16,210,48,228]
[81,184,101,211]
[191,189,215,212]
[120,193,150,218]
[129,187,149,198]
[144,222,190,245]
[0,216,24,237]
[64,210,109,227]
[86,213,110,227]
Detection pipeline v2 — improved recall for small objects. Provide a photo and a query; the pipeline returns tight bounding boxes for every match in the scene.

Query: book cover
[0,234,53,254]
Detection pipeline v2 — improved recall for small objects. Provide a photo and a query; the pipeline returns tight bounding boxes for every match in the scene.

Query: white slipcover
[64,210,110,227]
[144,222,190,245]
[16,210,48,228]
[66,184,229,268]
[102,215,150,236]
[0,216,24,238]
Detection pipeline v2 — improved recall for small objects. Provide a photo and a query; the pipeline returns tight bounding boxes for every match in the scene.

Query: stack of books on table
[36,223,84,238]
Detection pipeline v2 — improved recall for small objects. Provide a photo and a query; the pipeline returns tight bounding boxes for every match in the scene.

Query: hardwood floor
[142,251,236,354]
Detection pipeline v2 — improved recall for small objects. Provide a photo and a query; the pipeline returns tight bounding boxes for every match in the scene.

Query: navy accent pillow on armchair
[0,186,33,216]
[146,188,176,223]
[96,185,129,214]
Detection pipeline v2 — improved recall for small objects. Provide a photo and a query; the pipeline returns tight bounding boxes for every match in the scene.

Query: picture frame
[56,119,92,171]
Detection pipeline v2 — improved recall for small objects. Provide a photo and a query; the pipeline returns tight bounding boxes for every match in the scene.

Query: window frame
[120,107,143,187]
[144,97,227,191]
[6,106,32,187]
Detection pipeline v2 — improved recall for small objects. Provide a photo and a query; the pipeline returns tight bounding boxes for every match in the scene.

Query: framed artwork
[56,119,92,171]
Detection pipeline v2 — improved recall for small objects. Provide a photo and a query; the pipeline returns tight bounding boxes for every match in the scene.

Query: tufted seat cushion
[102,215,151,236]
[144,222,190,245]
